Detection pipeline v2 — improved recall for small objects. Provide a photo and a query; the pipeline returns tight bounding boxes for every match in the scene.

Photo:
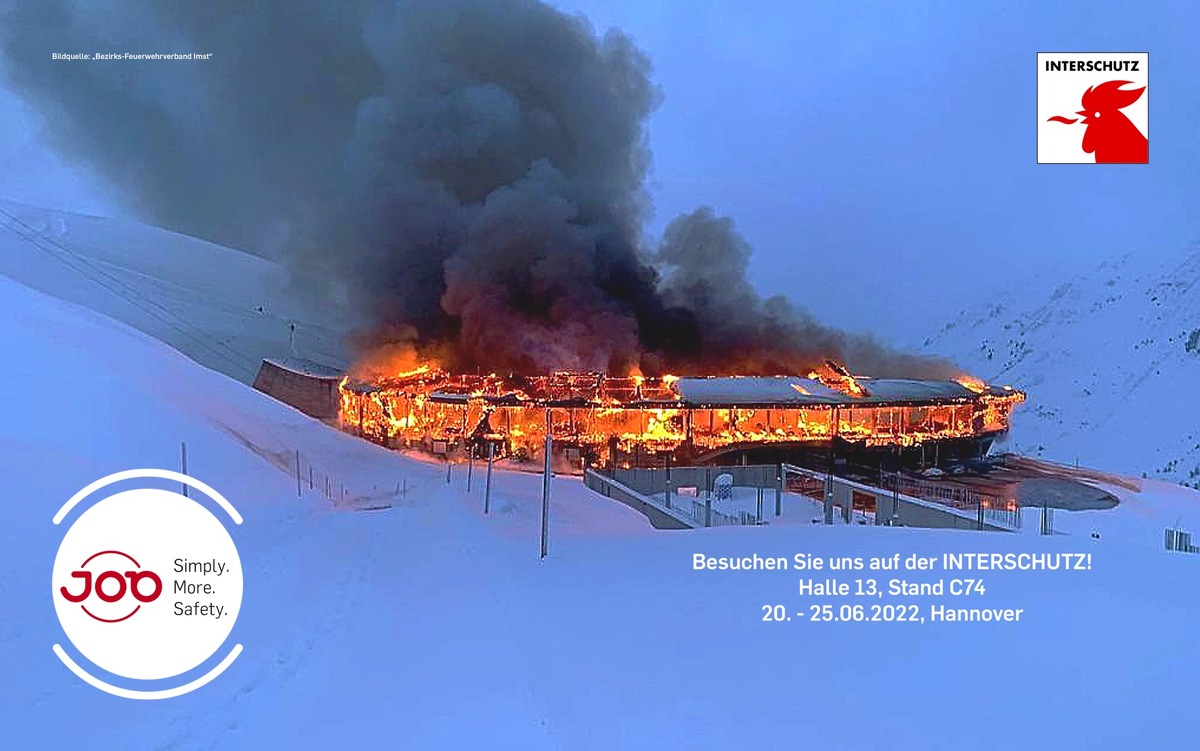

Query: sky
[1,0,1197,344]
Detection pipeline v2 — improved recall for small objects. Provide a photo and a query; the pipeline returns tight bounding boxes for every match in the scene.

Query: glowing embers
[337,367,1025,468]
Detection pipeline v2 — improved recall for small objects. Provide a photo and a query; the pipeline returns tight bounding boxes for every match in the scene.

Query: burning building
[338,363,1024,470]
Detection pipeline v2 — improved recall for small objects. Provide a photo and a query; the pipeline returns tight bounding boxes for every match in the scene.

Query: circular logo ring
[52,468,243,700]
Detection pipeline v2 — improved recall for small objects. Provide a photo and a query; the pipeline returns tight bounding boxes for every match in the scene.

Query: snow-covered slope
[925,246,1200,487]
[0,200,351,382]
[4,229,1200,747]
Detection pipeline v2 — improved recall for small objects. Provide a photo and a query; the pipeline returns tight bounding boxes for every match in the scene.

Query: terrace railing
[590,462,1021,532]
[877,473,1021,530]
[588,466,773,529]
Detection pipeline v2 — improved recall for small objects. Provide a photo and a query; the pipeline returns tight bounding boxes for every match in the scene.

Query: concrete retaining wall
[583,470,693,529]
[590,463,1014,533]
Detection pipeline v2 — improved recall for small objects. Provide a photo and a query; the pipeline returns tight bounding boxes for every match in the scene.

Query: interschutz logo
[1037,52,1149,164]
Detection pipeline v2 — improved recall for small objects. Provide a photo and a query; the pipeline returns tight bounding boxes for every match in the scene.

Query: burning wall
[338,366,1024,468]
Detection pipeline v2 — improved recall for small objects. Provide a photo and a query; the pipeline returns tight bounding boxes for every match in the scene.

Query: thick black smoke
[1,0,955,378]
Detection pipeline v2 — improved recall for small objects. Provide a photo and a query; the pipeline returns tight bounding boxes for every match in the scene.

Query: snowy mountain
[925,245,1200,486]
[0,200,352,383]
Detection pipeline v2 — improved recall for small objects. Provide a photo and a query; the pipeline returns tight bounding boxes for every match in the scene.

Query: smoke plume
[1,0,955,378]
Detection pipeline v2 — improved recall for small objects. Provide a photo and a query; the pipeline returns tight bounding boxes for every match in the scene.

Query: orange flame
[337,363,1024,471]
[347,342,440,383]
[955,375,987,394]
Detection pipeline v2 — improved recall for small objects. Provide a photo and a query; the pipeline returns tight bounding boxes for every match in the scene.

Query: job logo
[59,550,163,623]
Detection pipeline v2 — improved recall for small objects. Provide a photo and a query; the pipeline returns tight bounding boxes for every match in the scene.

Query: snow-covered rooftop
[263,357,344,380]
[673,376,978,406]
[674,376,843,405]
[855,378,977,402]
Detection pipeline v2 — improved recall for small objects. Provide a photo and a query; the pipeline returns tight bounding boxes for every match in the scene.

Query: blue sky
[2,0,1197,342]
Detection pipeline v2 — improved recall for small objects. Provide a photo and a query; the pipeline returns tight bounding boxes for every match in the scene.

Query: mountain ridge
[925,243,1200,486]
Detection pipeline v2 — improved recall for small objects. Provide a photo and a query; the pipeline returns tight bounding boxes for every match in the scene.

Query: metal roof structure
[342,368,1020,409]
[673,376,843,405]
[673,376,990,407]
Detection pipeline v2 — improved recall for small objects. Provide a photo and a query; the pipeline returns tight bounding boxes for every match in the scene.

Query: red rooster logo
[1047,80,1148,163]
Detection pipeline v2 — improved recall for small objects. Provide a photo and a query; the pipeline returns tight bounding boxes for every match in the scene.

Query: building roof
[855,378,976,402]
[341,367,1018,408]
[674,376,844,405]
[673,376,980,407]
[262,357,344,380]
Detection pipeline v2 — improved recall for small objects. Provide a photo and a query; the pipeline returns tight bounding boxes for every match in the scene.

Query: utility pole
[891,444,901,526]
[893,470,901,525]
[664,454,673,510]
[824,466,834,525]
[467,446,474,492]
[484,442,495,514]
[825,415,836,525]
[180,442,189,498]
[775,464,782,517]
[540,410,552,559]
[704,466,713,527]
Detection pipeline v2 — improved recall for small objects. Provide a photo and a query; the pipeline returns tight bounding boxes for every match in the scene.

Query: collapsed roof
[347,370,1017,409]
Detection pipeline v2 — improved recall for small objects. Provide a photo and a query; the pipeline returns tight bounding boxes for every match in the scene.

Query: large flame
[810,360,868,397]
[347,341,438,383]
[338,359,1024,470]
[955,374,987,394]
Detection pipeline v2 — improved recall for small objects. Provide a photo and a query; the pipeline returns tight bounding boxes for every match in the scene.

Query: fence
[877,472,1022,530]
[1166,528,1200,553]
[584,470,693,529]
[585,466,774,529]
[590,462,1021,532]
[687,499,757,527]
[288,446,419,511]
[181,437,418,513]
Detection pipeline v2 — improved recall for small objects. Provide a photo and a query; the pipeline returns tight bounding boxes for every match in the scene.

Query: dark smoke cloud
[0,0,380,254]
[1,0,956,378]
[654,208,956,379]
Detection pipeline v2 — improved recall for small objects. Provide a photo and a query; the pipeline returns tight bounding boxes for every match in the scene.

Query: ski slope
[925,245,1200,487]
[0,200,351,383]
[2,219,1200,748]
